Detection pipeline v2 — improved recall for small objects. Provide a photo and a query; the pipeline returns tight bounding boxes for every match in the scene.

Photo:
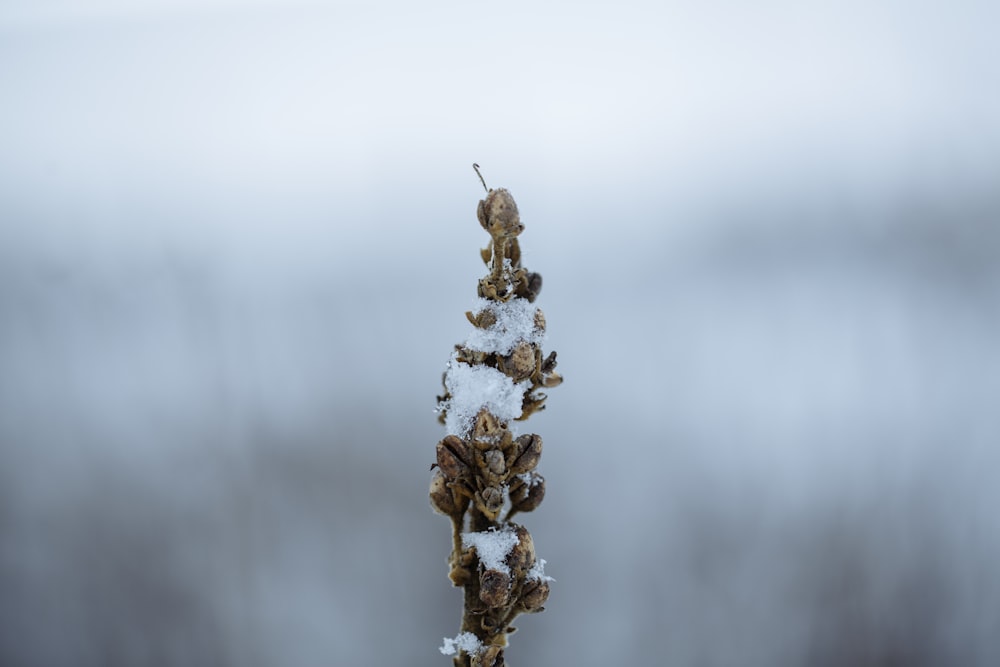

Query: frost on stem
[430,175,562,666]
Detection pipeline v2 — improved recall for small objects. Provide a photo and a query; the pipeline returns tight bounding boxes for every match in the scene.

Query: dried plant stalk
[430,174,562,667]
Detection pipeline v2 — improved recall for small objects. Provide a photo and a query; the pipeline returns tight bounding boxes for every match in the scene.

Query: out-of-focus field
[2,2,998,665]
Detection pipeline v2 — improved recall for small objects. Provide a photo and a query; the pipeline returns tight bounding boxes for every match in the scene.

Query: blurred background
[1,1,999,665]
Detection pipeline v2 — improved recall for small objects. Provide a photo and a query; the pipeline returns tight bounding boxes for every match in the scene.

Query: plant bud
[479,568,512,608]
[429,470,460,515]
[509,473,545,514]
[508,434,542,475]
[520,578,550,612]
[436,435,471,479]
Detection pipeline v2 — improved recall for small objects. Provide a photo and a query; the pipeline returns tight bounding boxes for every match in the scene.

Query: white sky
[2,1,996,189]
[1,0,997,270]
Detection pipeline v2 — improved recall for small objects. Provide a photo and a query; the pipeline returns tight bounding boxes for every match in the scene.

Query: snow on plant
[429,167,562,667]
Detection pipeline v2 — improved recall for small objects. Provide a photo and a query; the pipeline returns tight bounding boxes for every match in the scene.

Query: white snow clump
[462,525,519,576]
[442,353,529,437]
[526,558,554,583]
[439,631,482,656]
[465,297,545,355]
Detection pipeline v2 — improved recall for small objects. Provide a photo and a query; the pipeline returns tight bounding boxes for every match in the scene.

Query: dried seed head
[433,180,563,653]
[499,342,536,381]
[479,568,512,608]
[520,578,550,612]
[436,435,472,480]
[508,433,543,476]
[478,188,523,240]
[509,473,546,514]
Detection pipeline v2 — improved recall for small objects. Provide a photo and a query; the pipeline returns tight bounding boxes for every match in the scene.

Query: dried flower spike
[431,168,562,666]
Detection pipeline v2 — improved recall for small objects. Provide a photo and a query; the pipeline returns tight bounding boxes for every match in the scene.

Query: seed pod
[520,578,550,612]
[505,524,535,575]
[477,485,505,519]
[507,476,528,509]
[436,435,472,480]
[518,391,547,420]
[429,470,461,515]
[477,277,509,302]
[540,350,558,374]
[508,433,542,475]
[477,188,523,240]
[473,409,503,444]
[521,271,543,302]
[466,308,497,329]
[482,448,506,477]
[509,473,545,514]
[533,308,546,332]
[541,369,563,388]
[499,342,535,381]
[479,568,512,608]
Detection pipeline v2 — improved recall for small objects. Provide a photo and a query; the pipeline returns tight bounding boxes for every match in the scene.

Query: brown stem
[489,237,508,289]
[451,516,464,563]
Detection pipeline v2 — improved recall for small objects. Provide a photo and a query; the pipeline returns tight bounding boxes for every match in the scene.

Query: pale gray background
[1,1,999,665]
